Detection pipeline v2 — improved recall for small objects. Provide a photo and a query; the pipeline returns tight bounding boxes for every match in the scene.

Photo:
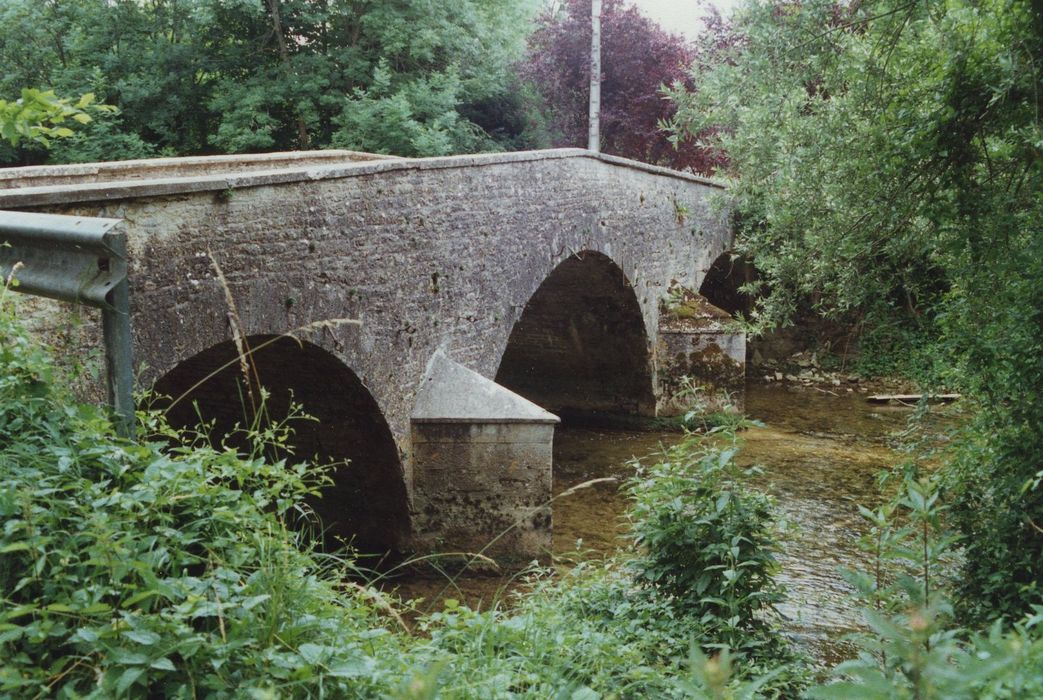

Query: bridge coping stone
[0,148,725,209]
[0,149,392,189]
[412,350,560,425]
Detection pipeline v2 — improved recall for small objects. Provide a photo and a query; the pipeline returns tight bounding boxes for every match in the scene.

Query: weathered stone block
[657,286,746,415]
[410,352,559,564]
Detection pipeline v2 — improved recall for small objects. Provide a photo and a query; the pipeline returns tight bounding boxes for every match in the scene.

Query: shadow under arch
[151,335,409,555]
[699,250,757,317]
[495,251,655,421]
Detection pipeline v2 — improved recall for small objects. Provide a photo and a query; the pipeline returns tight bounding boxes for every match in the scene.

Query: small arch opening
[495,251,655,422]
[699,251,757,318]
[151,336,409,555]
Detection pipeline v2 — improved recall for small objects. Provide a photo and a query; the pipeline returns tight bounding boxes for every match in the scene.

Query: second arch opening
[495,251,655,422]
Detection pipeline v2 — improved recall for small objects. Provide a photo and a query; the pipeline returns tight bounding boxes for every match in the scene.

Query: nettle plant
[625,430,786,656]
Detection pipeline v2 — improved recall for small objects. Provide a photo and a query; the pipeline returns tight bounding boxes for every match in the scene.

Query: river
[390,383,944,663]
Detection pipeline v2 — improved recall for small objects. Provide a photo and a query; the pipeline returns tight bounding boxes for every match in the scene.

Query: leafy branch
[0,89,114,148]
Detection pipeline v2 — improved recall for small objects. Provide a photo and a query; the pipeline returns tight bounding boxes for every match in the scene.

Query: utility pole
[588,0,601,152]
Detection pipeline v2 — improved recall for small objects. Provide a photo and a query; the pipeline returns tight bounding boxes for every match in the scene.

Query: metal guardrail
[0,210,135,437]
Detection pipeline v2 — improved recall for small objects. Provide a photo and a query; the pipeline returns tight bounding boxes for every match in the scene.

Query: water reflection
[741,386,912,663]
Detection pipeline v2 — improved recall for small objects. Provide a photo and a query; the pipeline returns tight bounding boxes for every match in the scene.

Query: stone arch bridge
[0,148,743,562]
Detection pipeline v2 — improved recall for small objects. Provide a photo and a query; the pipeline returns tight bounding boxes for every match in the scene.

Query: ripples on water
[392,384,948,663]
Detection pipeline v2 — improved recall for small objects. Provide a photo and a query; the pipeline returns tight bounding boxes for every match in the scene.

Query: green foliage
[810,606,1043,700]
[670,0,1040,335]
[331,64,492,157]
[626,432,797,672]
[849,308,938,383]
[668,0,1043,619]
[0,0,542,163]
[681,409,757,434]
[940,228,1043,619]
[853,474,955,611]
[810,472,1043,699]
[945,407,1043,621]
[402,566,698,698]
[0,88,108,148]
[677,646,797,700]
[47,111,158,164]
[0,303,405,697]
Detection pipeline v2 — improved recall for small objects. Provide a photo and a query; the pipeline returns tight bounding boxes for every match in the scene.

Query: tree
[0,0,541,164]
[522,0,725,174]
[667,0,1043,620]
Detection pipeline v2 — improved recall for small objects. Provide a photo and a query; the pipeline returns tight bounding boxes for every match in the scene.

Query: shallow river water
[391,384,937,663]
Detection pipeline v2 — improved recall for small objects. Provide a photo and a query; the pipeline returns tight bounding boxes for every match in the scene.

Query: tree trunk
[265,0,311,148]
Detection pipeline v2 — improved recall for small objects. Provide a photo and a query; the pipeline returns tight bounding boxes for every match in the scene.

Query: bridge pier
[655,285,747,415]
[410,352,559,564]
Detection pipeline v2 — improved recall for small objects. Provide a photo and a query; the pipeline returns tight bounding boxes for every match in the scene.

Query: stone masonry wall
[0,148,733,518]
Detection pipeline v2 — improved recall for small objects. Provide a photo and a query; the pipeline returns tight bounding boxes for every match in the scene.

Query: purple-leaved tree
[521,0,727,175]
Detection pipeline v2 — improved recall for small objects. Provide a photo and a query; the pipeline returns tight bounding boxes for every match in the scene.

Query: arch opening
[699,251,757,318]
[495,251,655,422]
[151,336,409,555]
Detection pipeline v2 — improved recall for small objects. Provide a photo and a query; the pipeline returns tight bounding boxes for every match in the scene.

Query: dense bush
[0,303,408,696]
[668,0,1043,621]
[627,433,786,655]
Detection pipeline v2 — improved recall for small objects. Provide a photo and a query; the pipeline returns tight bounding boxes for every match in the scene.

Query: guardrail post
[101,234,134,438]
[0,210,135,438]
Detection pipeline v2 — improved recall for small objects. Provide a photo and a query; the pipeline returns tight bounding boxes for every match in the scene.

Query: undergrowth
[810,468,1043,699]
[0,300,800,698]
[3,299,1043,698]
[626,432,799,676]
[0,303,405,697]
